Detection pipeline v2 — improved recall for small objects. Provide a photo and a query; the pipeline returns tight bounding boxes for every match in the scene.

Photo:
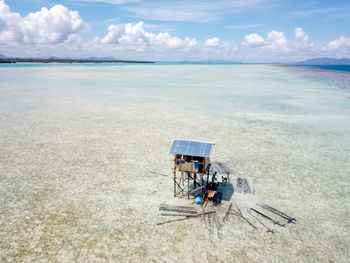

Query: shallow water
[0,64,349,262]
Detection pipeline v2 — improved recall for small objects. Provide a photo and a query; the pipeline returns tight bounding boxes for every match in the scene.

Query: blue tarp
[169,139,213,157]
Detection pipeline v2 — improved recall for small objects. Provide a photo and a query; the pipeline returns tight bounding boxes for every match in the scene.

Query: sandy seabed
[0,64,349,262]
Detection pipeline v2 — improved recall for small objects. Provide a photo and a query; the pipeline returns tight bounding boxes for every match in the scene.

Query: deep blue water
[297,65,350,73]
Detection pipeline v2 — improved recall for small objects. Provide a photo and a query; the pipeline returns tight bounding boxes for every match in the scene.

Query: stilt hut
[169,139,213,198]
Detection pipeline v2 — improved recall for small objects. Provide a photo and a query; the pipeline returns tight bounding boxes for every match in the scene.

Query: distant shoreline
[0,58,154,64]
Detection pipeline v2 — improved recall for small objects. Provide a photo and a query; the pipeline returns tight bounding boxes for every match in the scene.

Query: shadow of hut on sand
[219,183,234,201]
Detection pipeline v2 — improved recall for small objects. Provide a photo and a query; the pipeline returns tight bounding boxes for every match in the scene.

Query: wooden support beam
[186,185,205,196]
[223,203,233,222]
[174,180,185,193]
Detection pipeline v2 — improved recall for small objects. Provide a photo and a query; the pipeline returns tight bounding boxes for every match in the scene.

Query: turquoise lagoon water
[0,64,349,262]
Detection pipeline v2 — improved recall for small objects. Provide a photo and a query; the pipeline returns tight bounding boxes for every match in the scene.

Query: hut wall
[174,155,208,174]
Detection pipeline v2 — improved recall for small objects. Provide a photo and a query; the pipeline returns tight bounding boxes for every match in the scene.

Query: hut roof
[169,139,213,158]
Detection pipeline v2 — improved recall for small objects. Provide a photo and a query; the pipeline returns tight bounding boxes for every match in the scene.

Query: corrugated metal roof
[169,139,213,157]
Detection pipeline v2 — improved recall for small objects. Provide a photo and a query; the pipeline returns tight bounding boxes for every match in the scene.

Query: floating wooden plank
[157,211,215,225]
[204,211,221,241]
[250,208,285,227]
[160,213,197,217]
[159,204,197,211]
[258,203,296,223]
[159,207,198,214]
[230,202,257,230]
[243,178,251,193]
[248,210,274,233]
[236,178,252,194]
[185,211,215,218]
[156,217,193,225]
[159,205,196,210]
[236,178,243,193]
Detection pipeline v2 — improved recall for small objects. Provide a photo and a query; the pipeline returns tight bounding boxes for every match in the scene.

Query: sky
[0,0,349,62]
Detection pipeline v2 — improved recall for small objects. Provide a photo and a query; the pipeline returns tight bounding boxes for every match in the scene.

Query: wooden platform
[210,161,231,175]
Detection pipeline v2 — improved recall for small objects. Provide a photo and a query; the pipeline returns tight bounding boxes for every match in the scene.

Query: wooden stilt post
[201,175,204,197]
[174,171,176,197]
[206,171,209,186]
[187,172,190,199]
[173,156,177,197]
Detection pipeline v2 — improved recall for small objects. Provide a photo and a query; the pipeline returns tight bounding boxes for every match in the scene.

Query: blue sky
[0,0,349,62]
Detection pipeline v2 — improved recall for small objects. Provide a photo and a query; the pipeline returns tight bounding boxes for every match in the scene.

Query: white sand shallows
[0,64,349,262]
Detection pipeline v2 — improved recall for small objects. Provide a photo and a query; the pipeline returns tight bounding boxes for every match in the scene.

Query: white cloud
[295,27,308,42]
[294,27,313,50]
[0,0,226,59]
[201,40,238,56]
[97,21,197,50]
[217,42,238,53]
[242,28,315,53]
[88,22,237,60]
[264,30,289,52]
[0,0,85,45]
[100,24,121,44]
[3,0,347,61]
[242,33,264,47]
[241,28,350,60]
[326,36,350,50]
[320,36,350,57]
[205,37,220,47]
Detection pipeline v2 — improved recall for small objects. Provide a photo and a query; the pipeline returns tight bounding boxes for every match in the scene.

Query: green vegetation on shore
[0,58,154,64]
